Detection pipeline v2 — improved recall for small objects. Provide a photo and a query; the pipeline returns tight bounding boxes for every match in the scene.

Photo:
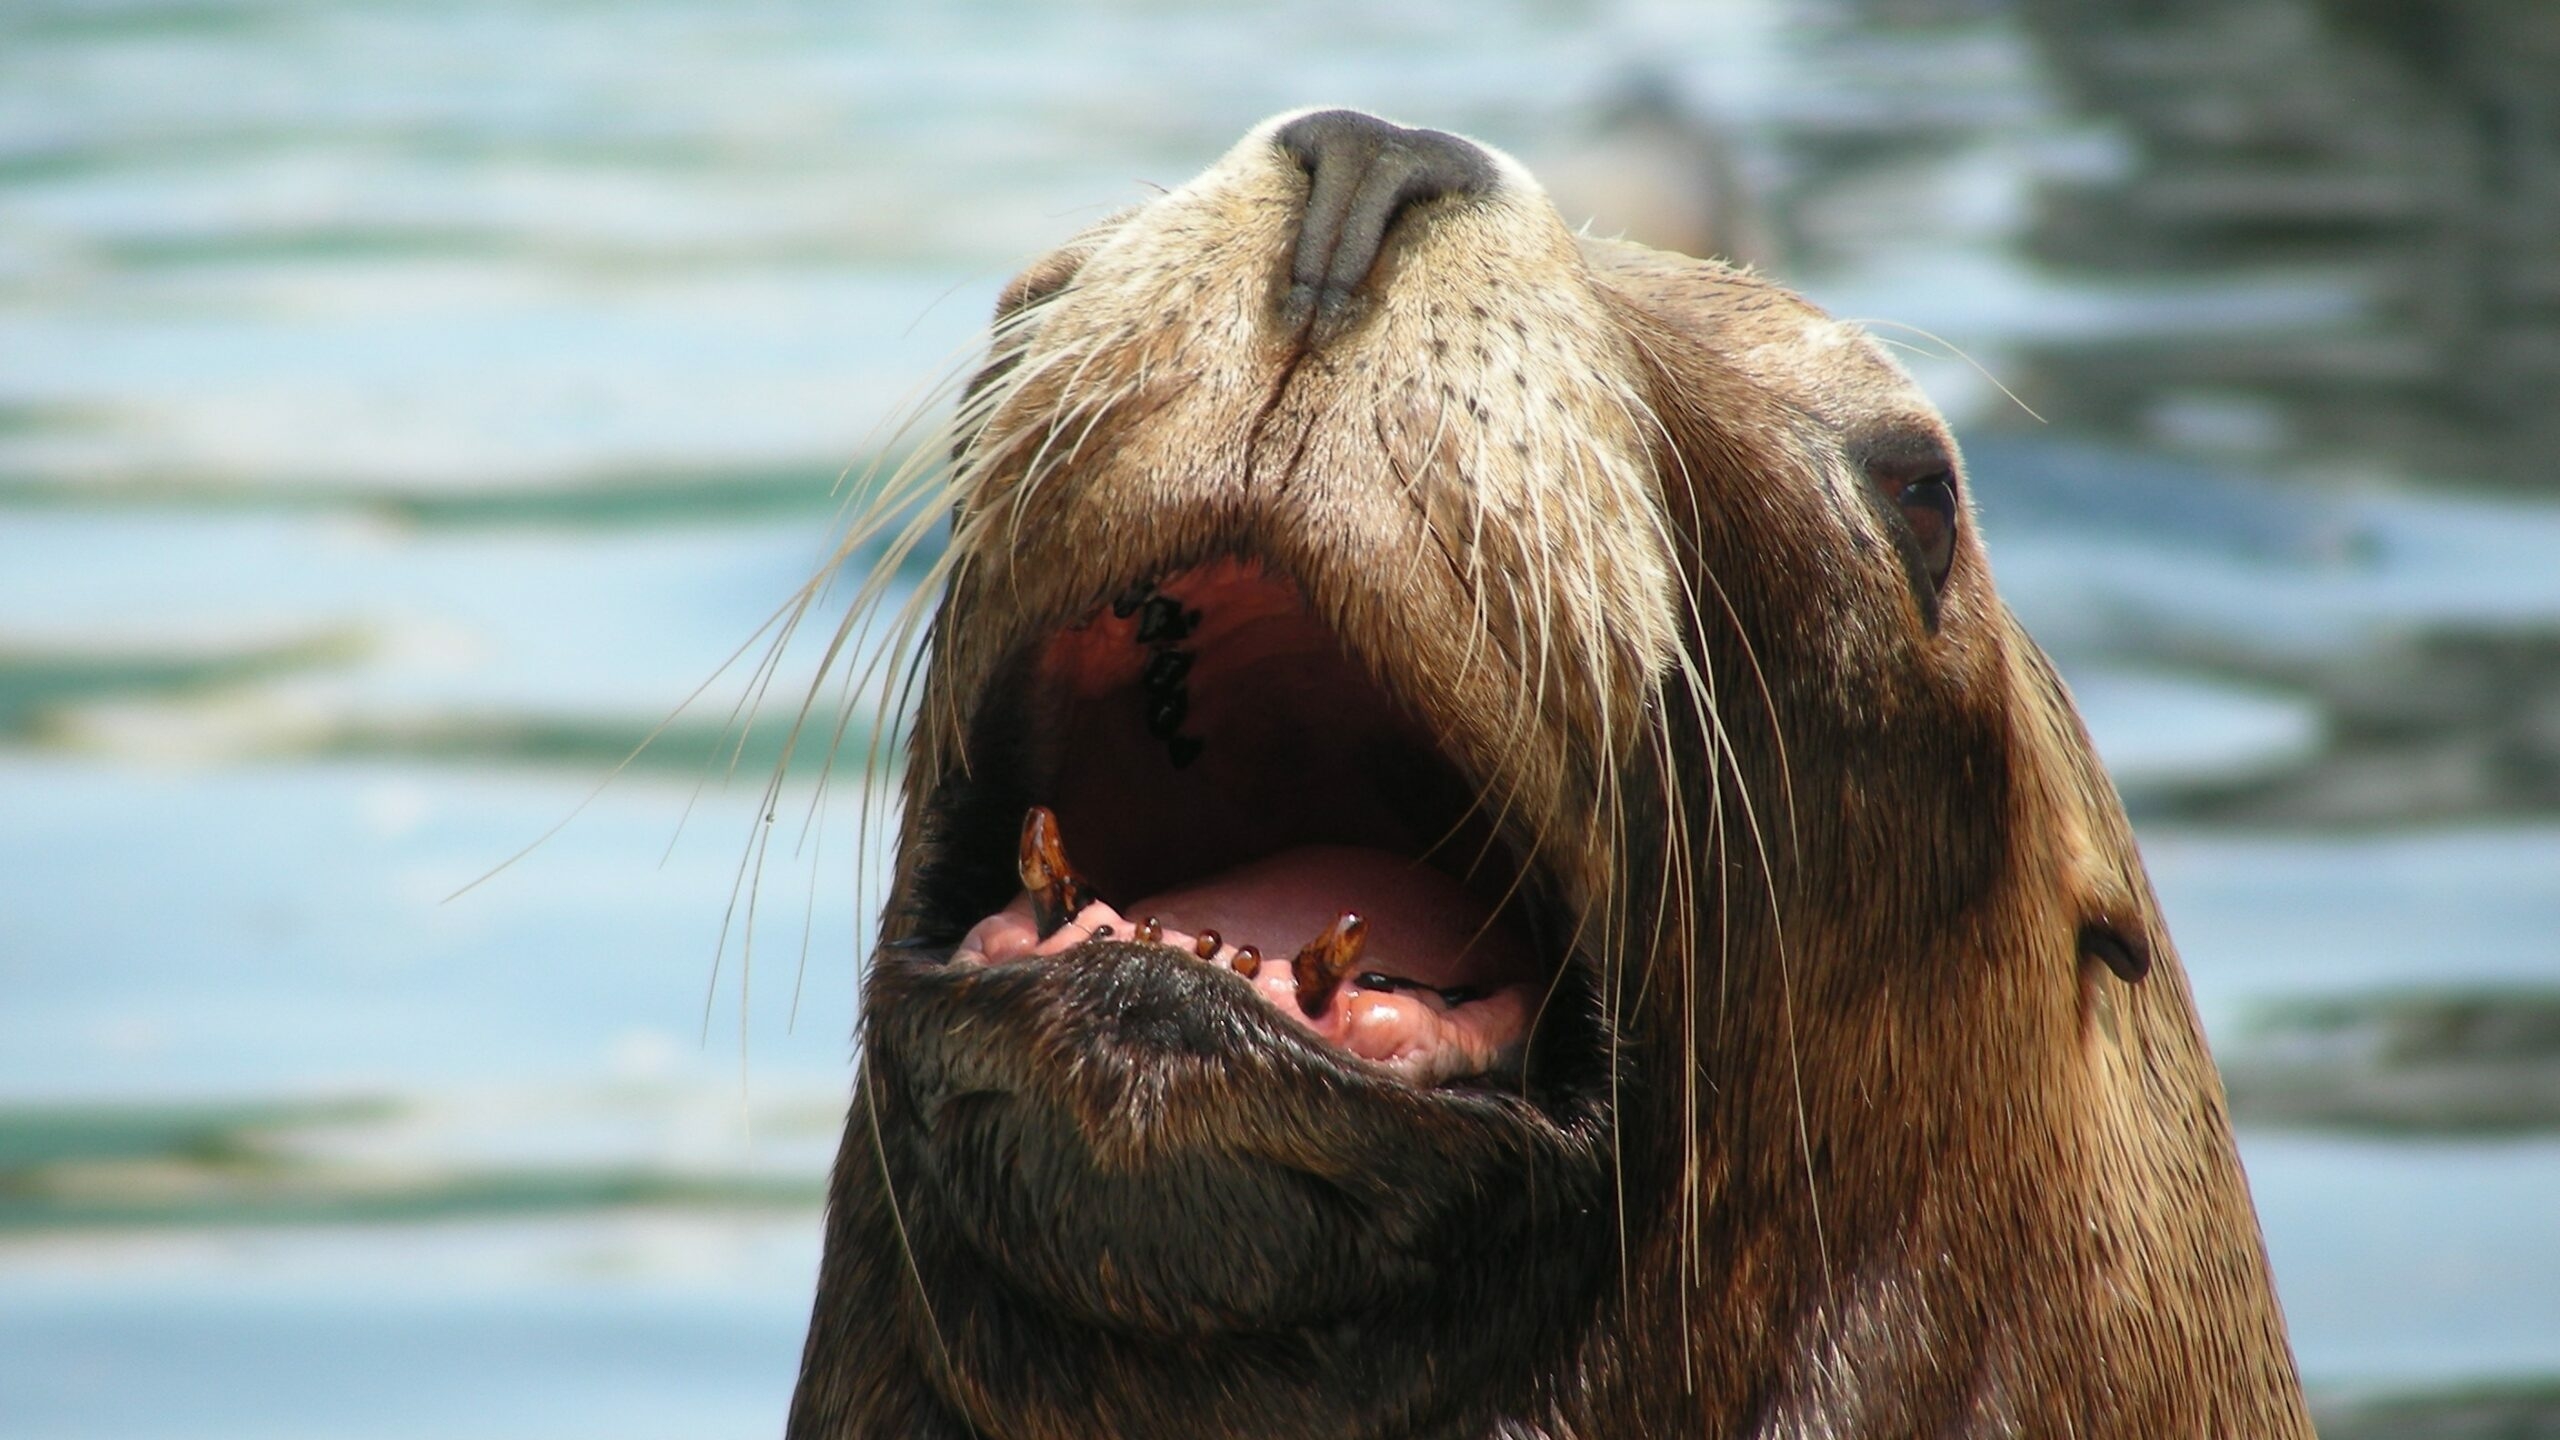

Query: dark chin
[855,942,1624,1425]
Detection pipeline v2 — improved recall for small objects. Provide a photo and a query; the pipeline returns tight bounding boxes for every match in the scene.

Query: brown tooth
[1136,916,1163,944]
[1017,806,1095,939]
[1193,929,1221,959]
[1292,912,1367,1016]
[1231,946,1261,978]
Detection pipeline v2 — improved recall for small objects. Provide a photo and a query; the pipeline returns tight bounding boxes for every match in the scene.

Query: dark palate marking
[1111,579,1156,619]
[1125,596,1203,765]
[1136,596,1195,644]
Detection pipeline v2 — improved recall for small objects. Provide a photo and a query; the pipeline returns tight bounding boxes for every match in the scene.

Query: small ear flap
[2079,919,2150,984]
[2015,639,2160,990]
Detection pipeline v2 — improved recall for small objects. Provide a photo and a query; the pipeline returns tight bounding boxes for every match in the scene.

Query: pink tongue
[1132,845,1530,989]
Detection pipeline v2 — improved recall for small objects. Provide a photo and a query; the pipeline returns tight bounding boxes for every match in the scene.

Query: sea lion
[786,109,2312,1438]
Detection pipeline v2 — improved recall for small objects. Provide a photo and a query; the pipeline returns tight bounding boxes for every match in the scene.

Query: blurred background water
[4,2,2557,1435]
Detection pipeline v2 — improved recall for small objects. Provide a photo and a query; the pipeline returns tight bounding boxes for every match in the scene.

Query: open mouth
[925,557,1571,1088]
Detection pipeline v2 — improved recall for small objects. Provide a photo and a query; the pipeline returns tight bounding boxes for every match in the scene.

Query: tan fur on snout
[788,112,2314,1439]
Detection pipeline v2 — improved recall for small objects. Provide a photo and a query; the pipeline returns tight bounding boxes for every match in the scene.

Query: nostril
[1273,109,1497,328]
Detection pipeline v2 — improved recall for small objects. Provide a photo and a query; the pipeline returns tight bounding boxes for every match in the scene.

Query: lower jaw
[841,988,1625,1438]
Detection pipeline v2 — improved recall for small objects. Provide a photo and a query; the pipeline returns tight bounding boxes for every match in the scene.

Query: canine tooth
[1231,946,1261,978]
[1017,806,1095,939]
[1136,916,1163,944]
[1194,929,1221,958]
[1292,912,1367,1016]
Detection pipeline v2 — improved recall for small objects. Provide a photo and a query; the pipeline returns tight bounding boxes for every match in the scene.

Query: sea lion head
[789,110,2307,1438]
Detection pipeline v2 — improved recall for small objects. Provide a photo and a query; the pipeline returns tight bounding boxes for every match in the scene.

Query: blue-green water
[5,2,2556,1434]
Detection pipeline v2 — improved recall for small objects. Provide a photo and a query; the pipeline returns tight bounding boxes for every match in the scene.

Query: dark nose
[1274,110,1497,328]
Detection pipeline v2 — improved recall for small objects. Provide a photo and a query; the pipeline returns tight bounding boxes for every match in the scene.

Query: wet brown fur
[788,114,2312,1439]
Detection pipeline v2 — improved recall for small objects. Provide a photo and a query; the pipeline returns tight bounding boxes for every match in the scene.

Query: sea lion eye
[1856,442,1962,614]
[1893,471,1957,590]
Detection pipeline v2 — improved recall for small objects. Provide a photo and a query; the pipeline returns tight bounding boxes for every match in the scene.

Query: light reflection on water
[3,0,2555,1431]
